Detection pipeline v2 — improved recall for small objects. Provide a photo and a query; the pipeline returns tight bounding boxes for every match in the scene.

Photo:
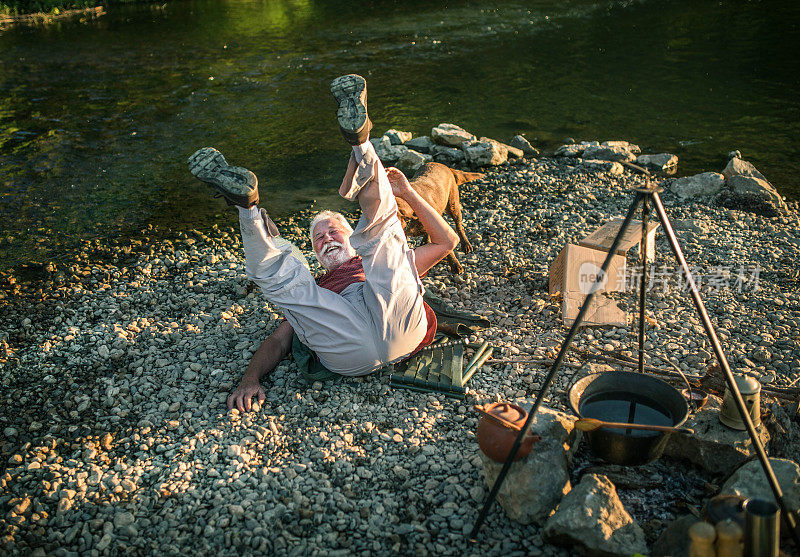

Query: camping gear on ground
[688,521,717,557]
[422,290,491,336]
[743,498,780,557]
[705,494,747,530]
[475,402,541,463]
[568,371,689,465]
[716,519,744,557]
[469,167,800,553]
[683,387,710,411]
[574,416,693,435]
[720,375,762,430]
[389,339,492,399]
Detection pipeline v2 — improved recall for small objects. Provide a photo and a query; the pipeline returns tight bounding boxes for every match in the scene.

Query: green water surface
[1,0,798,268]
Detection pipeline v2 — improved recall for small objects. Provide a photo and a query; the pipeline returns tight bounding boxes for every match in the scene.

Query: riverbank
[1,155,799,554]
[0,4,100,22]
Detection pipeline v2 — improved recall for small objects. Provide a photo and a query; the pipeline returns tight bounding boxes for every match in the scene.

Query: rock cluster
[371,123,537,176]
[554,139,678,175]
[671,153,790,217]
[1,142,799,555]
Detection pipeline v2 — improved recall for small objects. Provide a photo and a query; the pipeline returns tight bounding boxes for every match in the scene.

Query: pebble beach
[2,154,799,555]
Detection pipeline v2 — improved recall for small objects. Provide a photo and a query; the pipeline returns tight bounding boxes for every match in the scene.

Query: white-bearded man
[188,74,459,412]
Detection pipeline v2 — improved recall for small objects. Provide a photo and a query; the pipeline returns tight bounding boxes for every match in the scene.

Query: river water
[1,0,798,269]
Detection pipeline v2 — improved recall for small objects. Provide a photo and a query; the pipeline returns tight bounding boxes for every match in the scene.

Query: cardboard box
[578,217,659,262]
[548,244,627,327]
[548,218,659,327]
[549,244,626,296]
[563,291,628,327]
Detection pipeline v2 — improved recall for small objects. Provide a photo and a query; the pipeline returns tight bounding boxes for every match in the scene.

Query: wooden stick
[575,417,693,434]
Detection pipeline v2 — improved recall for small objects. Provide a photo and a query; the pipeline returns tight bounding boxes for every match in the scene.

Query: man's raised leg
[188,147,381,374]
[331,76,427,361]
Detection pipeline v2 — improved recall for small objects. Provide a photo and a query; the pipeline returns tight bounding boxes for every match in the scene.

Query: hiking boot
[187,147,259,208]
[331,74,372,145]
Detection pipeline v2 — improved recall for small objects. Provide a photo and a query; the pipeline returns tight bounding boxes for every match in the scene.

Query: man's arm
[227,320,294,412]
[386,167,459,275]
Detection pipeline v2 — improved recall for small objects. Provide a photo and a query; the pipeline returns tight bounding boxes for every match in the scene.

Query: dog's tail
[449,168,484,185]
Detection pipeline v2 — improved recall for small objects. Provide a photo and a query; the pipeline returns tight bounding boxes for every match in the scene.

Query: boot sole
[331,74,368,133]
[187,147,259,207]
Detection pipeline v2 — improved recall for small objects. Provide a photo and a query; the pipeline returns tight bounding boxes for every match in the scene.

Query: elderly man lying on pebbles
[188,74,459,412]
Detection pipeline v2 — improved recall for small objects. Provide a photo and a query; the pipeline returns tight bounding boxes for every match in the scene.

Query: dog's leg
[446,184,473,254]
[446,251,464,274]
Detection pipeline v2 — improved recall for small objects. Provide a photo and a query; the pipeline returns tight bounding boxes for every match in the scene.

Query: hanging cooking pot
[475,402,541,463]
[568,371,689,465]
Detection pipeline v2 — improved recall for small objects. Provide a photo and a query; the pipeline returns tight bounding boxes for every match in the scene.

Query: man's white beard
[317,241,352,271]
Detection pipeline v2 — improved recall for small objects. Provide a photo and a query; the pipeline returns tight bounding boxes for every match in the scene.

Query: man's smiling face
[312,218,356,271]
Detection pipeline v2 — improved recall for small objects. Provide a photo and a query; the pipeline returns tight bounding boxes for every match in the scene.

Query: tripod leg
[650,191,800,551]
[468,192,644,541]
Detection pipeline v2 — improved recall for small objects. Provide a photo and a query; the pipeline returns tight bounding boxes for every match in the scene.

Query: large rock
[383,129,412,145]
[583,144,637,163]
[430,123,476,147]
[543,474,648,557]
[405,135,434,154]
[395,149,431,178]
[720,457,800,517]
[510,135,538,157]
[554,143,586,157]
[578,159,624,175]
[431,145,466,166]
[462,139,507,166]
[726,175,788,215]
[722,156,767,182]
[636,153,678,172]
[664,394,771,475]
[603,140,641,154]
[670,172,725,201]
[480,137,523,159]
[499,142,524,159]
[480,406,576,524]
[371,136,408,165]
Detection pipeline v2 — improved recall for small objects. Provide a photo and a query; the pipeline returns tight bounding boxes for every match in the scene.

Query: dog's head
[395,199,427,238]
[400,216,426,238]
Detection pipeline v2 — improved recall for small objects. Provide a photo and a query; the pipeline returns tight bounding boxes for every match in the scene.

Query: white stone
[670,172,725,201]
[582,144,636,163]
[462,139,507,166]
[431,123,476,147]
[396,149,431,177]
[384,129,412,145]
[636,153,678,171]
[543,474,648,556]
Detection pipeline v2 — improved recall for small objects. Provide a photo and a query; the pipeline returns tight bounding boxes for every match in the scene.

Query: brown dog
[394,162,483,274]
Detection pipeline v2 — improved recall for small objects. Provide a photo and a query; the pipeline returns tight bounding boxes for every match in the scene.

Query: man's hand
[226,320,293,412]
[386,167,413,198]
[227,379,266,412]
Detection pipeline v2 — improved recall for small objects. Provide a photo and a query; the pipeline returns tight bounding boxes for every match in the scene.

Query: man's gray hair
[308,210,354,248]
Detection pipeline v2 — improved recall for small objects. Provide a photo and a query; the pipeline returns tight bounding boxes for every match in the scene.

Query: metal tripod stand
[468,169,800,552]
